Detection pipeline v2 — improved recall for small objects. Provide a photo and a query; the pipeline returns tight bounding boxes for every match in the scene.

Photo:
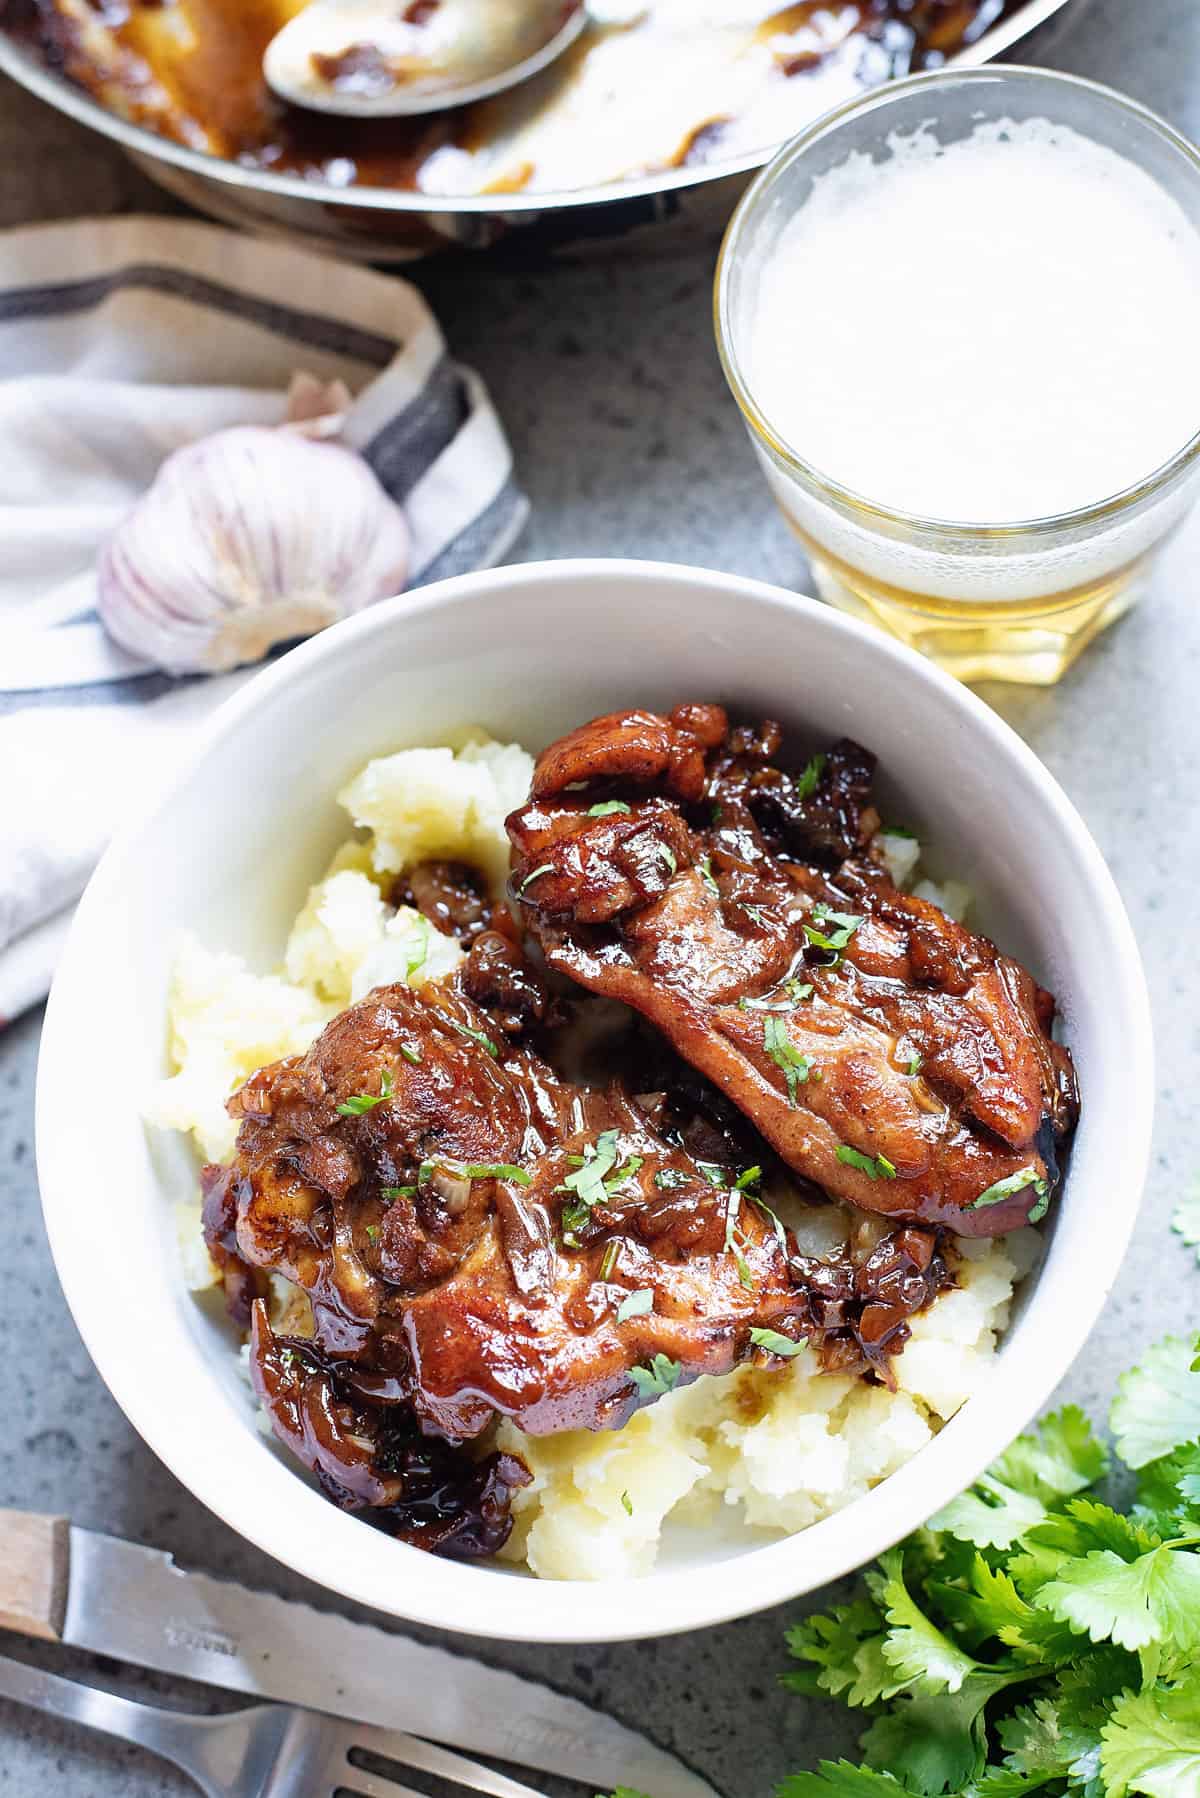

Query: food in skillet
[8,1,1037,200]
[153,721,1075,1578]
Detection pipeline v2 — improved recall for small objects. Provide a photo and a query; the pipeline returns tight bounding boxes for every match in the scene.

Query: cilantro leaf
[1036,1544,1200,1653]
[934,1555,1083,1666]
[1111,1337,1200,1468]
[462,1162,532,1185]
[560,1130,644,1240]
[784,1599,902,1708]
[763,1014,813,1102]
[1100,1685,1200,1798]
[836,1145,897,1182]
[932,1409,1109,1550]
[587,800,631,817]
[1134,1444,1200,1533]
[872,1550,983,1694]
[861,1678,1012,1796]
[778,1763,917,1798]
[336,1069,395,1116]
[997,1405,1109,1501]
[751,1327,807,1358]
[628,1354,682,1400]
[615,1288,653,1323]
[929,1476,1048,1551]
[795,754,828,801]
[969,1167,1049,1214]
[804,909,863,958]
[995,1693,1107,1791]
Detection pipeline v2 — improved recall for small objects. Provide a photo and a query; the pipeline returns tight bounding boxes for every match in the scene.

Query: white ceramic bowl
[36,560,1152,1644]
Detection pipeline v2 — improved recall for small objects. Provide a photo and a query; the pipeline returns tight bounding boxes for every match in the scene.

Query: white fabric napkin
[0,216,528,1026]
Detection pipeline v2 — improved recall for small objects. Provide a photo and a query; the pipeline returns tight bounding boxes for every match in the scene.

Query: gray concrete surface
[1,0,1198,1790]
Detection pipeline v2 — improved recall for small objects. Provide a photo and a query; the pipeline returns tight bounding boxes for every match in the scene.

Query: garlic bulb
[98,426,410,675]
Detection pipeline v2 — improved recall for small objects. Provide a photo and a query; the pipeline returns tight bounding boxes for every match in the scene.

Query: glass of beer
[715,68,1200,684]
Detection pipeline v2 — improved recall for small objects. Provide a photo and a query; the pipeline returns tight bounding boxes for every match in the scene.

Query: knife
[0,1511,716,1798]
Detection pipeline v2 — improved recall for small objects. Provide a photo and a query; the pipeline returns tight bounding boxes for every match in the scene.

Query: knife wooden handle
[0,1512,68,1641]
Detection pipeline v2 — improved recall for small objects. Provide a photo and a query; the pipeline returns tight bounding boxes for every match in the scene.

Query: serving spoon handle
[264,0,589,120]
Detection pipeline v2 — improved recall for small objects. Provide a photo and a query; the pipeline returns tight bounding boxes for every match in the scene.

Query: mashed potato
[151,732,1031,1579]
[496,1230,1035,1578]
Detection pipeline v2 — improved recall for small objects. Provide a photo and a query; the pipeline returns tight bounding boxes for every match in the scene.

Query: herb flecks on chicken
[507,706,1078,1236]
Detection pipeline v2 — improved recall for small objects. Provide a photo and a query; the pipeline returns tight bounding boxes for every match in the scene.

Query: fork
[0,1650,548,1798]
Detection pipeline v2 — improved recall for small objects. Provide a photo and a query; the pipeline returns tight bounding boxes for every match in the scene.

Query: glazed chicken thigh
[508,706,1078,1237]
[203,910,948,1552]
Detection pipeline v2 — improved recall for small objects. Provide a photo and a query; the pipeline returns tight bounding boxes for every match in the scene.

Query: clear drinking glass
[715,67,1200,685]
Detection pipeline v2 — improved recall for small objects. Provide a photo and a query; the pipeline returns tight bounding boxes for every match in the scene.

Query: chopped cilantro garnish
[462,1163,532,1186]
[402,915,430,979]
[740,979,814,1014]
[560,1131,643,1243]
[588,800,631,817]
[763,1014,813,1103]
[906,1053,922,1076]
[654,1169,690,1191]
[747,1191,788,1251]
[380,1185,414,1201]
[698,1161,729,1188]
[629,1355,682,1399]
[656,843,678,876]
[969,1166,1049,1213]
[835,1144,897,1181]
[598,1239,620,1282]
[734,1164,763,1192]
[414,1159,530,1193]
[750,1327,806,1359]
[336,1070,395,1117]
[365,1224,379,1243]
[804,906,863,959]
[724,1191,754,1291]
[616,1288,654,1323]
[446,1018,500,1058]
[398,1042,421,1066]
[795,753,827,800]
[699,855,719,897]
[518,863,555,894]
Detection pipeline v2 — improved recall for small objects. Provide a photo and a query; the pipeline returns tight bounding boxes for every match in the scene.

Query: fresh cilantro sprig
[775,1333,1200,1798]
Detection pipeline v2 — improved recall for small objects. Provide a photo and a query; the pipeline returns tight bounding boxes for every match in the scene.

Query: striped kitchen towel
[0,215,528,1025]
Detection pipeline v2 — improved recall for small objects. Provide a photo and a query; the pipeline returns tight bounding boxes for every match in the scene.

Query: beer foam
[748,118,1200,523]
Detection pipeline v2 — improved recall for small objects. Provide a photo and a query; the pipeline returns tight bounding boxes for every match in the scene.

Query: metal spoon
[263,0,588,119]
